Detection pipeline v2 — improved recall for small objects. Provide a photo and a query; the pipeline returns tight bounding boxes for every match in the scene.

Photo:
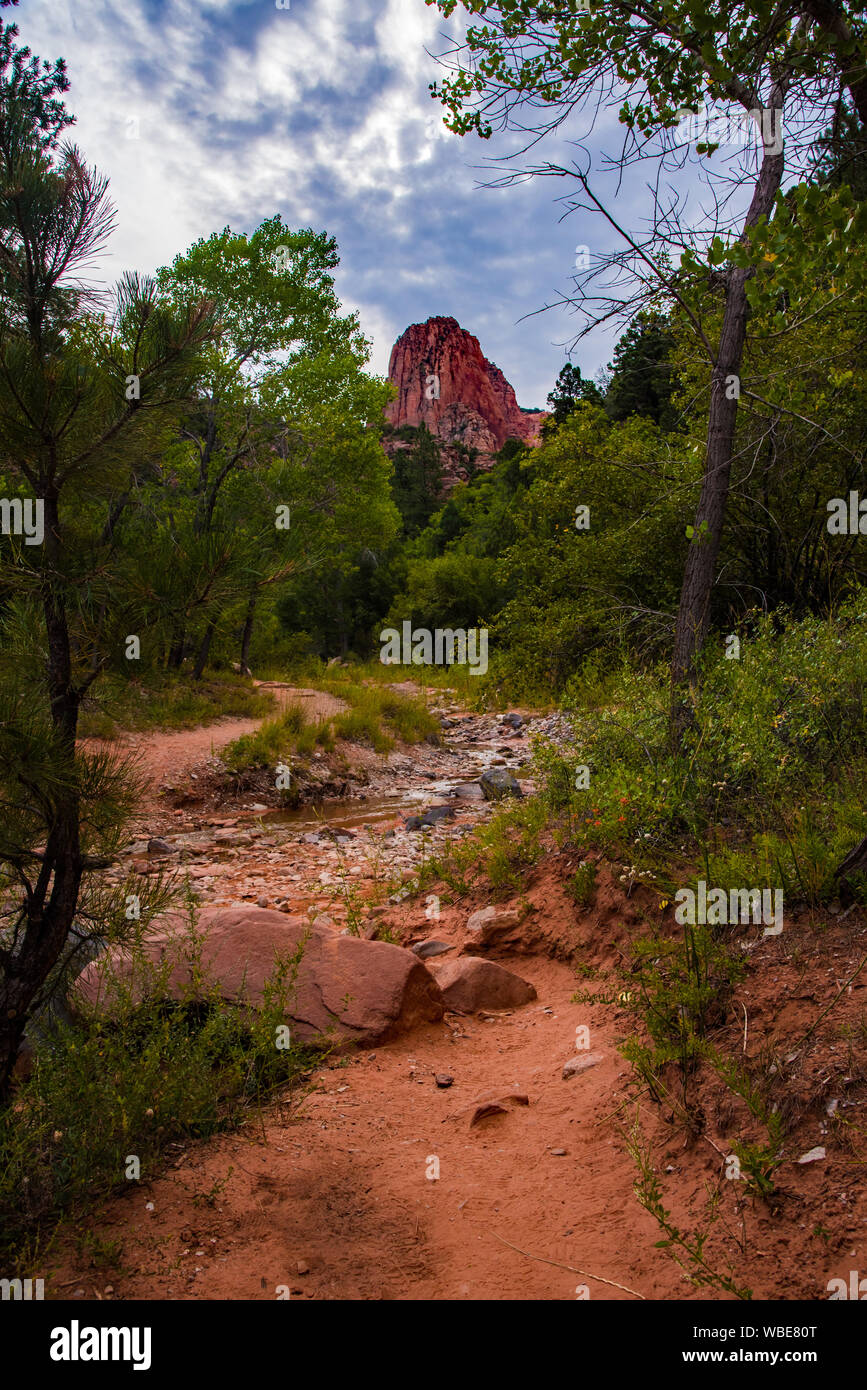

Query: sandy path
[84,684,345,813]
[53,957,698,1302]
[51,695,706,1301]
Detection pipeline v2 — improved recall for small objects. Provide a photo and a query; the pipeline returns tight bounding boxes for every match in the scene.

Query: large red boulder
[429,956,537,1013]
[75,906,444,1047]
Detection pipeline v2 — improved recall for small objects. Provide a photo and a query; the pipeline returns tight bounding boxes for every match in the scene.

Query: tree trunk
[669,124,785,747]
[239,588,258,676]
[0,493,83,1099]
[192,617,217,680]
[167,624,186,670]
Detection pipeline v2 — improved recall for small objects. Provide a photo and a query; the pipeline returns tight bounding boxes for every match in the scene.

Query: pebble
[435,1074,454,1088]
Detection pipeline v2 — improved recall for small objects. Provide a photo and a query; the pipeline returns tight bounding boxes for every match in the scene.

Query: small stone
[412,939,454,960]
[296,1260,310,1276]
[562,1052,604,1080]
[797,1146,826,1164]
[435,1074,454,1088]
[257,895,269,908]
[550,1148,567,1156]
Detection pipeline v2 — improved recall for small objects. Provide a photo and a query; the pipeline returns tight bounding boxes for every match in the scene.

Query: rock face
[74,906,444,1047]
[386,316,547,456]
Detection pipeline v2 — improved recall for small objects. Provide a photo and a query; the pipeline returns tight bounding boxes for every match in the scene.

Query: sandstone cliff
[385,316,546,455]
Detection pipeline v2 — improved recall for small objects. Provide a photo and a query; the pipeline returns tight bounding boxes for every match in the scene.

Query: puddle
[265,792,433,834]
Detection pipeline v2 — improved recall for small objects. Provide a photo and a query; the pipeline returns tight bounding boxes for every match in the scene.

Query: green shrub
[0,914,317,1269]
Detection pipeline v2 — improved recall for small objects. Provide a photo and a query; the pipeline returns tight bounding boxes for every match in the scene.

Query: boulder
[465,905,523,942]
[146,838,176,857]
[74,905,444,1048]
[480,768,523,801]
[430,956,536,1013]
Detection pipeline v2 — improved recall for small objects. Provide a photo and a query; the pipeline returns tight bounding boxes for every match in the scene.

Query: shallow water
[264,791,434,833]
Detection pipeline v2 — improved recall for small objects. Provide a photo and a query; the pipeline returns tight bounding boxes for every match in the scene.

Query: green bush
[0,914,317,1269]
[535,594,867,905]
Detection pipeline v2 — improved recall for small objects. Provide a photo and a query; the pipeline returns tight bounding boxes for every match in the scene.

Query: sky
[14,0,666,405]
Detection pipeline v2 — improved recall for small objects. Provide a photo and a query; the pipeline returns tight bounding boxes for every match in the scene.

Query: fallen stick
[492,1233,646,1299]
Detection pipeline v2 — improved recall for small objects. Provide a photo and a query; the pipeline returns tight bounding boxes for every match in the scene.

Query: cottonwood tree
[0,17,217,1097]
[150,218,372,675]
[427,0,867,741]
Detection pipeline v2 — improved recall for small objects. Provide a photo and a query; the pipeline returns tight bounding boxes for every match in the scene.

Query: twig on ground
[492,1233,646,1299]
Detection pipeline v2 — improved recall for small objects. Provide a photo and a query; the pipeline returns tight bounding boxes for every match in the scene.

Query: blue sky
[15,0,663,404]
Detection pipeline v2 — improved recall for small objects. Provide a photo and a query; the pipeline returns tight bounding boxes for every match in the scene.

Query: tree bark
[167,624,186,670]
[669,124,786,746]
[239,587,258,676]
[192,617,217,680]
[0,492,83,1099]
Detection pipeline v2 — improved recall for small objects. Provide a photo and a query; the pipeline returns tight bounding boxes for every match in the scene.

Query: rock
[404,816,425,832]
[146,838,176,857]
[502,712,524,729]
[411,940,454,960]
[550,1148,567,1156]
[465,905,523,942]
[459,1090,529,1128]
[430,957,536,1012]
[435,1074,454,1088]
[562,1052,604,1080]
[74,905,444,1048]
[480,768,523,801]
[214,829,251,846]
[296,1260,310,1275]
[257,896,269,908]
[797,1146,826,1164]
[451,783,484,800]
[385,317,547,462]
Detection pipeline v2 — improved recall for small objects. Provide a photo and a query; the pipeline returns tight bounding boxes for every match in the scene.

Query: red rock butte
[385,316,547,455]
